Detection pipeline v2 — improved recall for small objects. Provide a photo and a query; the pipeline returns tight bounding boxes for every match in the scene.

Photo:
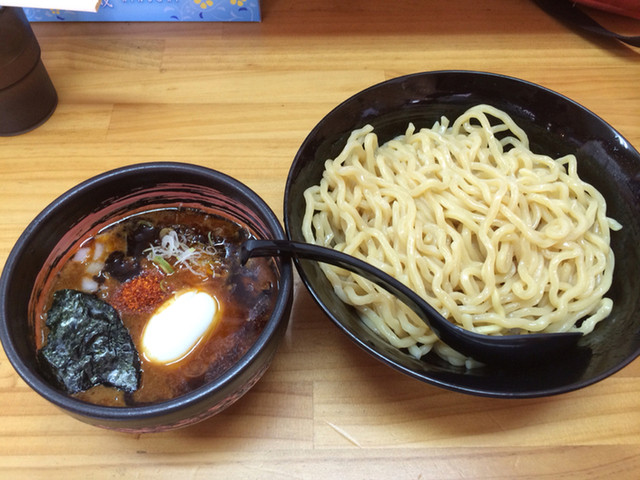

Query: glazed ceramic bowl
[284,70,640,398]
[0,162,294,431]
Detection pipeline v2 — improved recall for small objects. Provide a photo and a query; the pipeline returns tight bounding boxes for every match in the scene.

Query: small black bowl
[284,70,640,398]
[0,162,294,431]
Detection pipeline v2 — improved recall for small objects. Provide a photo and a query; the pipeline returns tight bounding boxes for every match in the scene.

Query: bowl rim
[283,70,640,398]
[0,161,294,422]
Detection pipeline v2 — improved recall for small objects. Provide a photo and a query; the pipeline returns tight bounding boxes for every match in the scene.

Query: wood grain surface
[1,0,639,478]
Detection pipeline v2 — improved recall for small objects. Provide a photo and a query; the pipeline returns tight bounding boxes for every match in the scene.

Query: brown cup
[0,7,57,136]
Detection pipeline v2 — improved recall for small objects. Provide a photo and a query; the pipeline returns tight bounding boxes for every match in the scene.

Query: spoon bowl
[241,239,582,365]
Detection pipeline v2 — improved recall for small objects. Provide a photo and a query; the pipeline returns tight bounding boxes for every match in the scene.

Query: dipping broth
[33,208,279,406]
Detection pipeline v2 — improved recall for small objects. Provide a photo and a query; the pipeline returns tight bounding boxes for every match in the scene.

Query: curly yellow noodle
[302,104,621,367]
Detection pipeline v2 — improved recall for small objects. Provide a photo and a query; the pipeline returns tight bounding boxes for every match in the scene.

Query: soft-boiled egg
[141,289,220,365]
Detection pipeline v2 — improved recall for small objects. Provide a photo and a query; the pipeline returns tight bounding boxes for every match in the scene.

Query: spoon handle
[241,239,451,338]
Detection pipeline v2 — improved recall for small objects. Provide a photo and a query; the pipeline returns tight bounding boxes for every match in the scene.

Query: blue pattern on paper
[25,0,260,22]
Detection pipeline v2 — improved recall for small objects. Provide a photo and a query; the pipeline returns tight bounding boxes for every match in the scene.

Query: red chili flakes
[113,272,169,314]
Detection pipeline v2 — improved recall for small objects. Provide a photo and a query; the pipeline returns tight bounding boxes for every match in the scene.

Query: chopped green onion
[152,256,174,274]
[159,279,170,293]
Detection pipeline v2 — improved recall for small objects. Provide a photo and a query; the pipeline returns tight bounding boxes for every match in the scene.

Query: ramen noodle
[302,104,621,367]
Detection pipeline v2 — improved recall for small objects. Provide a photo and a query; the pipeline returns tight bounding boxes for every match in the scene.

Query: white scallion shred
[145,228,223,277]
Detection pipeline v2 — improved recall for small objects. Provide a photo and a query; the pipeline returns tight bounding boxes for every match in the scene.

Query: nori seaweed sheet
[38,289,141,395]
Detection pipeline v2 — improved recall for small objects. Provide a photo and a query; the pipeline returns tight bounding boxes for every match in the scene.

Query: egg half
[141,289,220,365]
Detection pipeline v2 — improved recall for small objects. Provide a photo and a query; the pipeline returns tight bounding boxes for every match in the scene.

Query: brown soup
[34,208,279,406]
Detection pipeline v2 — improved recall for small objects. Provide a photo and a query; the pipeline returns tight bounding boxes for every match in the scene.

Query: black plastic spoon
[240,239,583,365]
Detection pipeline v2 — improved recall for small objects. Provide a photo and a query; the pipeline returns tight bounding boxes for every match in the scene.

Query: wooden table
[1,0,640,477]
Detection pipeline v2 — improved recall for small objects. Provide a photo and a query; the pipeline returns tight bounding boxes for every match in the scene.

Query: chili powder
[113,272,169,314]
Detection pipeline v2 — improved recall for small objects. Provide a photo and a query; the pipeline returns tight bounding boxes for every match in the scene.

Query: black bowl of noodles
[0,162,294,431]
[284,70,640,398]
